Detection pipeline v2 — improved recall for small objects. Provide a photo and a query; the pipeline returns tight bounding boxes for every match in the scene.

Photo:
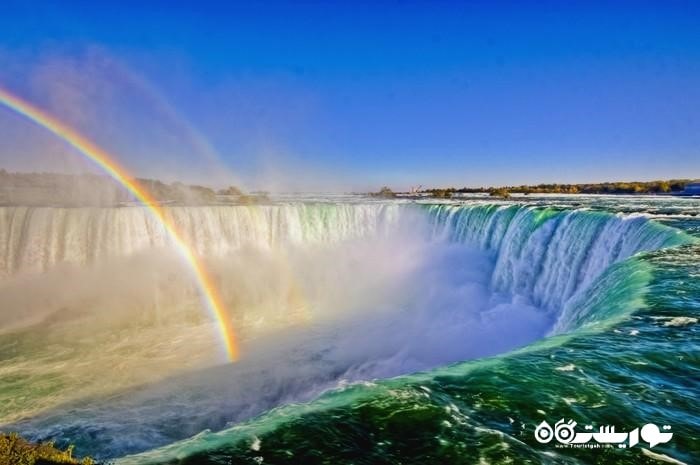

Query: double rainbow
[0,86,240,361]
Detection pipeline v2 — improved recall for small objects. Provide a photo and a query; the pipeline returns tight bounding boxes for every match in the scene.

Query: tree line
[417,179,694,198]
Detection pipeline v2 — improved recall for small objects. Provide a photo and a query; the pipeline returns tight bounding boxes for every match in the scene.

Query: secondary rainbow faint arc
[0,86,240,362]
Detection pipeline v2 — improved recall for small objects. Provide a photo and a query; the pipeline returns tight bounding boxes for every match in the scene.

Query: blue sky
[1,1,699,190]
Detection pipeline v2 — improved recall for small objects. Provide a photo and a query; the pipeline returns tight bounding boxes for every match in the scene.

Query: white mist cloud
[0,209,552,457]
[0,46,242,186]
[0,45,379,192]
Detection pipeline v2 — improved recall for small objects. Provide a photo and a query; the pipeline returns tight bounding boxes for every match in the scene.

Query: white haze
[0,47,242,188]
[0,46,360,192]
[0,211,552,457]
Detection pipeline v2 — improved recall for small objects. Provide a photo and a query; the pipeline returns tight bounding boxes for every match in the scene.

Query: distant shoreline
[0,169,268,207]
[373,179,700,199]
[2,169,699,205]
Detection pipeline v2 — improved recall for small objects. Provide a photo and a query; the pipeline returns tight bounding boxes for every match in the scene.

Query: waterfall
[0,204,402,277]
[425,204,689,310]
[1,202,694,460]
[0,203,690,317]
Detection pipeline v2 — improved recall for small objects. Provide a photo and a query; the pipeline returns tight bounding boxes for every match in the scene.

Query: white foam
[663,317,697,327]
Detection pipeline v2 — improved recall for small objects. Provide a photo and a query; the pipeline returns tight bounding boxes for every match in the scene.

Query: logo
[534,419,673,449]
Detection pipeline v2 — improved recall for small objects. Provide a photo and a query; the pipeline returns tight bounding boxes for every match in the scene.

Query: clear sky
[0,1,699,191]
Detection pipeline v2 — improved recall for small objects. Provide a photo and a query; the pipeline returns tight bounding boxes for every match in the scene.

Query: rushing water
[0,195,698,464]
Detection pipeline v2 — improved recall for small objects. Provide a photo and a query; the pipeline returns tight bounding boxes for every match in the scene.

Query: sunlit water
[0,195,698,464]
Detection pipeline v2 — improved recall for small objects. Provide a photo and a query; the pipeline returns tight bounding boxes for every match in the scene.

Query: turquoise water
[1,197,698,464]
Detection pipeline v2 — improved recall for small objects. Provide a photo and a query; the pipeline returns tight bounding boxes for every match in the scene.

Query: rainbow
[0,86,240,361]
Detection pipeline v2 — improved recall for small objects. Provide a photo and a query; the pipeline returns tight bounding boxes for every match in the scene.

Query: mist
[0,206,553,457]
[0,46,363,193]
